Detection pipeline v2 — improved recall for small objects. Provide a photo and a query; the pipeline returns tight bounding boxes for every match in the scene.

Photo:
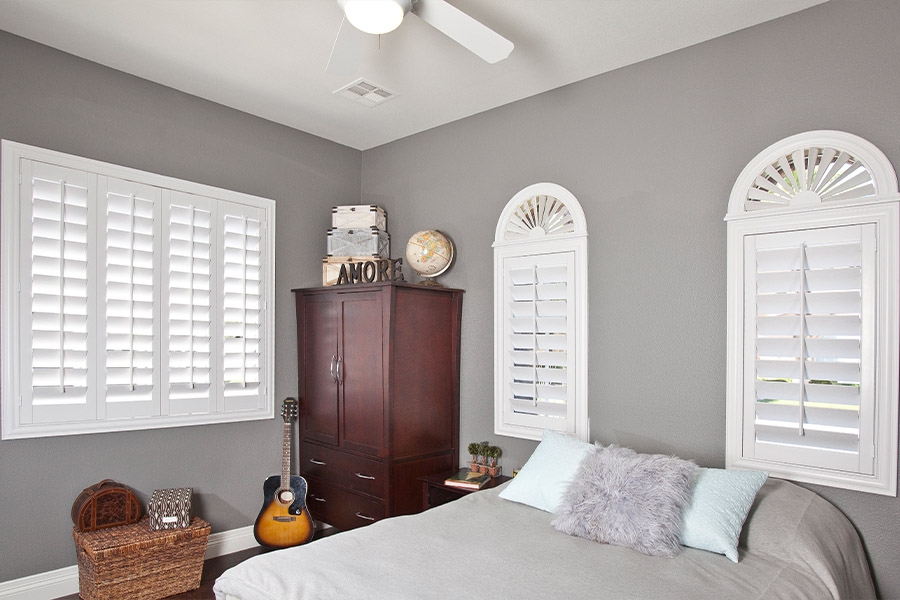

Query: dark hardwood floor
[57,527,338,600]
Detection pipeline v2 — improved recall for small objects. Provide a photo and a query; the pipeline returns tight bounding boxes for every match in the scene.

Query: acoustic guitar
[253,397,316,548]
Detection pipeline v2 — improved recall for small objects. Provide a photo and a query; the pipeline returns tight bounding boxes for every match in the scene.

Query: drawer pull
[355,512,375,521]
[309,458,327,465]
[354,472,375,480]
[311,495,327,503]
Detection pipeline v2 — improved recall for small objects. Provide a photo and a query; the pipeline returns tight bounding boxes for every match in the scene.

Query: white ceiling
[0,0,826,150]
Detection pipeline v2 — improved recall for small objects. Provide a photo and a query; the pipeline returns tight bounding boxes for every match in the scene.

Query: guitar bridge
[272,516,297,522]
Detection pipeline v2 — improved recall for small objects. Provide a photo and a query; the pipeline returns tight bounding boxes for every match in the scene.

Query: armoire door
[298,293,339,446]
[338,290,385,456]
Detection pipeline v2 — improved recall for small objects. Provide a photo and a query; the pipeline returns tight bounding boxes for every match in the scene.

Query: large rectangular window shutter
[19,160,96,424]
[502,252,575,433]
[98,177,161,419]
[163,192,215,416]
[745,224,876,473]
[219,201,266,412]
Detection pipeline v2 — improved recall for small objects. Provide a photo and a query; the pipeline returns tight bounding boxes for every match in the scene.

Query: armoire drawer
[301,441,387,499]
[305,476,386,531]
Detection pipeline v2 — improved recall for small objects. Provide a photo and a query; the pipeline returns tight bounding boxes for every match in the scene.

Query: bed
[213,477,875,600]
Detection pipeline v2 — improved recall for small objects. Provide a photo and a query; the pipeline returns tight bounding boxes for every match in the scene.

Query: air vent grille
[334,78,398,108]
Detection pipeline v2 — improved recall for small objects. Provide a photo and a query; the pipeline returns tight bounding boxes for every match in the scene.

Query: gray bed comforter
[213,478,875,600]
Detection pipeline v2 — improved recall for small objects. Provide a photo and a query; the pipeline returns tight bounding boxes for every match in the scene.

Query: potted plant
[485,445,502,477]
[467,442,482,473]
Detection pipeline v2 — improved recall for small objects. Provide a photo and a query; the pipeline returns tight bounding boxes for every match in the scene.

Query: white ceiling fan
[327,0,514,74]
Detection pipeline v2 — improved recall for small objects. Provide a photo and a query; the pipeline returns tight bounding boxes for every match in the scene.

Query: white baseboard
[0,525,259,600]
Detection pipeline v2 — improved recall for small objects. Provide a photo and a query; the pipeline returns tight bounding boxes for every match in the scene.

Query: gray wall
[0,31,360,581]
[361,1,900,597]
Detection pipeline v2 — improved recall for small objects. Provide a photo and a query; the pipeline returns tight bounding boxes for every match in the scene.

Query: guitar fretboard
[281,422,291,492]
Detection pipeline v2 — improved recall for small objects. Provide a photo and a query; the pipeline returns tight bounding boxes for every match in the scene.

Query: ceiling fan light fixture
[338,0,412,35]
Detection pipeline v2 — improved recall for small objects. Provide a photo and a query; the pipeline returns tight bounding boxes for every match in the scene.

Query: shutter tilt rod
[798,242,808,437]
[59,180,67,394]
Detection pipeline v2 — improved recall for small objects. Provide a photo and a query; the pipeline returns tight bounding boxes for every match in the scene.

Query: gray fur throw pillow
[551,444,699,557]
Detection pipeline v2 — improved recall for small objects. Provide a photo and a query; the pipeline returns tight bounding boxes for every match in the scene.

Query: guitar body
[254,474,316,548]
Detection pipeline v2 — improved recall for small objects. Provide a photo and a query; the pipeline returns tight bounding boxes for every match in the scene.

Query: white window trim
[725,131,899,496]
[1,140,276,439]
[493,182,589,442]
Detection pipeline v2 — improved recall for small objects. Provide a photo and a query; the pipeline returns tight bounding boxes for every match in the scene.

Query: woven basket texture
[73,516,210,600]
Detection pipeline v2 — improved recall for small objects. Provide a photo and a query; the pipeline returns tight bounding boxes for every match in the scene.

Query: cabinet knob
[355,512,375,521]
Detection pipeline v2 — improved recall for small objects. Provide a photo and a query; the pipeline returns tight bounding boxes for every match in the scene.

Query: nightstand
[418,472,513,511]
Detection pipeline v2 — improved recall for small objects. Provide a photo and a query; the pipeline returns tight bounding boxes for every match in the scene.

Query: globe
[405,230,454,284]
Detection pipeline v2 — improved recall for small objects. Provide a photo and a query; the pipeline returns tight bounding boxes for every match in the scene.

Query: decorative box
[148,487,193,530]
[322,256,400,286]
[71,479,142,532]
[332,205,387,231]
[326,227,390,258]
[73,516,210,600]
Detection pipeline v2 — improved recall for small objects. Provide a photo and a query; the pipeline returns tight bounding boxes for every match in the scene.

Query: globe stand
[417,276,444,287]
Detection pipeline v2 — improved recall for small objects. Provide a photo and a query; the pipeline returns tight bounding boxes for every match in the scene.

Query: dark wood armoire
[292,282,463,531]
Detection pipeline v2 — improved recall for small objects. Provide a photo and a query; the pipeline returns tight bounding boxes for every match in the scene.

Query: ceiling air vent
[334,78,398,108]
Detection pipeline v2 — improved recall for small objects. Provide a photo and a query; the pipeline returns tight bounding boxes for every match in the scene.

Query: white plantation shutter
[98,177,161,419]
[163,192,215,416]
[19,160,96,424]
[745,225,875,473]
[504,253,575,428]
[219,202,266,412]
[3,142,274,439]
[726,131,898,496]
[494,183,588,442]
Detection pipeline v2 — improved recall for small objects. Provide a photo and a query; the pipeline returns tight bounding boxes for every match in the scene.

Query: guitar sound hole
[277,489,295,505]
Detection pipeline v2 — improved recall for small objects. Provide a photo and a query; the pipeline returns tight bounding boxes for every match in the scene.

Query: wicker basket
[73,516,210,600]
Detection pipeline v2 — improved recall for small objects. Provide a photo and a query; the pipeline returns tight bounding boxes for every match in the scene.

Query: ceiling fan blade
[326,16,366,75]
[412,0,513,64]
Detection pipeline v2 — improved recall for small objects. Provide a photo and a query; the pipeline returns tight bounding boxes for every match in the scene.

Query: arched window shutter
[494,183,589,442]
[726,131,899,496]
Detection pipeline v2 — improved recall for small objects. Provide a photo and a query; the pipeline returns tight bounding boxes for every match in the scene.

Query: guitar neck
[281,422,291,491]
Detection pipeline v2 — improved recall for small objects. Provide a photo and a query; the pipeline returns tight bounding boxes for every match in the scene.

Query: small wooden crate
[332,205,387,230]
[73,516,210,600]
[326,227,390,258]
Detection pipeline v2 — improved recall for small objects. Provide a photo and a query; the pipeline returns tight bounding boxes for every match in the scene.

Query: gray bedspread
[213,478,874,600]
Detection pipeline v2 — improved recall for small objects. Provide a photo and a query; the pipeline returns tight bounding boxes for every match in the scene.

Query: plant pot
[485,465,501,478]
[469,461,484,474]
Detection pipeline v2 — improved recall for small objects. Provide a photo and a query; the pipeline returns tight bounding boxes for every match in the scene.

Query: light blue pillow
[681,468,768,562]
[498,429,592,513]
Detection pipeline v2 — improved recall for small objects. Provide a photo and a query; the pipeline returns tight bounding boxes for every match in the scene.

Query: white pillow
[498,429,592,513]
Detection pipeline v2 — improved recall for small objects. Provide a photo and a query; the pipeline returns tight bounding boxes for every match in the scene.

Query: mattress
[214,478,874,600]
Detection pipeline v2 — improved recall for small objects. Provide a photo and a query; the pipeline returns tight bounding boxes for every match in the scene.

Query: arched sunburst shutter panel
[494,183,588,442]
[726,131,900,496]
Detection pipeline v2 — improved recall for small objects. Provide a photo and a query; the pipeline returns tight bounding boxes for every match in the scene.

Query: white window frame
[1,140,276,439]
[494,182,589,442]
[725,131,899,495]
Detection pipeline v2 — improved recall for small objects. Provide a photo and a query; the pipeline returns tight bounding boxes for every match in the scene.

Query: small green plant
[467,442,480,464]
[486,445,502,467]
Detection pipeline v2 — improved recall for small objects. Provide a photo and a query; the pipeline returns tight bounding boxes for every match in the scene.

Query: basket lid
[73,516,210,558]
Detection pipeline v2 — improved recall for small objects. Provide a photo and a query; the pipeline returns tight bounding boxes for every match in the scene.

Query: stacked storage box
[323,205,391,286]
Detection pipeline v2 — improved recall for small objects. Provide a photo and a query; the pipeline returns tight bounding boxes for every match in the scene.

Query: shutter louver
[503,253,575,429]
[221,203,265,412]
[24,161,94,423]
[100,178,159,418]
[748,224,875,473]
[164,194,214,415]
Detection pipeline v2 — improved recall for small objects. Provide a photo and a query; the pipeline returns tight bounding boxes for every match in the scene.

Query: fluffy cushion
[552,444,698,557]
[680,467,768,562]
[498,429,592,513]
